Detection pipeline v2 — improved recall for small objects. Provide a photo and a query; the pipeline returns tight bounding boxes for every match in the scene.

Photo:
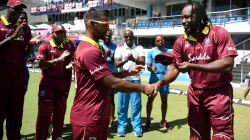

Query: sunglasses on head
[90,20,109,28]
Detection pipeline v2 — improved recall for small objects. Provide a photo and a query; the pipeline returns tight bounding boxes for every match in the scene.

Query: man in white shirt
[243,57,250,100]
[114,30,145,137]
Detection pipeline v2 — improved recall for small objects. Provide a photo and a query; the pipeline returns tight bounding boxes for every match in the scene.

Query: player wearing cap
[144,35,171,131]
[34,25,75,140]
[0,0,30,139]
[153,1,237,140]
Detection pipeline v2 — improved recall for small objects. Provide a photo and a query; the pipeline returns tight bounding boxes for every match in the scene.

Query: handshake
[142,83,159,97]
[128,65,161,97]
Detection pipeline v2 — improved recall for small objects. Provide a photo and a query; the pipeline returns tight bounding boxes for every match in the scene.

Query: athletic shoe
[134,131,143,137]
[117,131,126,137]
[144,120,151,131]
[160,120,171,130]
[20,135,28,140]
[63,124,67,129]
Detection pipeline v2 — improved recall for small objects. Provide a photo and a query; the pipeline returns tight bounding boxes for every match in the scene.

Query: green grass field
[4,72,250,140]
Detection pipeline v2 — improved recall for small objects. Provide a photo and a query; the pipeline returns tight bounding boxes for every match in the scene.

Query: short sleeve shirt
[36,39,75,77]
[114,43,145,80]
[99,41,117,72]
[70,36,112,126]
[172,25,238,89]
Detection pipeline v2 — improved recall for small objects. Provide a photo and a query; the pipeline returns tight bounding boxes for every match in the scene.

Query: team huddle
[0,0,238,140]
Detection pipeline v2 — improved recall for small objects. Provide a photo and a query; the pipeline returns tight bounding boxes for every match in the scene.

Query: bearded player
[154,1,237,140]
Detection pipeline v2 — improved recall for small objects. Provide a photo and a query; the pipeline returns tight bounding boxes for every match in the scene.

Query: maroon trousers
[34,76,70,140]
[71,124,109,140]
[0,64,26,140]
[188,84,234,140]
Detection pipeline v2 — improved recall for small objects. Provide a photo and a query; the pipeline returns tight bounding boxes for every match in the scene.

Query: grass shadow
[142,117,187,134]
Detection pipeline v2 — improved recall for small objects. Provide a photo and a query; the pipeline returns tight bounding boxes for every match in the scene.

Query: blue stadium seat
[229,17,236,23]
[215,18,222,25]
[168,21,173,26]
[210,18,216,24]
[161,20,169,27]
[154,21,160,28]
[236,16,243,22]
[141,22,148,29]
[149,22,155,28]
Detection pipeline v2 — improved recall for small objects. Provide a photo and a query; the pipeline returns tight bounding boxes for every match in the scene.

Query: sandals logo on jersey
[90,66,103,75]
[188,52,211,62]
[89,137,96,140]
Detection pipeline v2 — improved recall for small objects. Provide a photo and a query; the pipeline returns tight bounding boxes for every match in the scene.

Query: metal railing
[234,38,250,83]
[126,7,250,29]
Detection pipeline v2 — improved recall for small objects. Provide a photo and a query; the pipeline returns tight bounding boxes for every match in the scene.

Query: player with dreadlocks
[153,1,237,140]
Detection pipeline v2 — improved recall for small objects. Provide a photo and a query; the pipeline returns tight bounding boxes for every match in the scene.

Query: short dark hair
[184,1,210,31]
[155,34,164,40]
[21,11,27,16]
[84,8,108,22]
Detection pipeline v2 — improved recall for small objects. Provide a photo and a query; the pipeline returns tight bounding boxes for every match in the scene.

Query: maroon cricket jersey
[0,17,31,65]
[70,40,112,126]
[36,40,75,77]
[173,25,238,89]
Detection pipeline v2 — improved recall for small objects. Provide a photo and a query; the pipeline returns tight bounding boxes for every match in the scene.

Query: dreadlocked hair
[185,1,211,31]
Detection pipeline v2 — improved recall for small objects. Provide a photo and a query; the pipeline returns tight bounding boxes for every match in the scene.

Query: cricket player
[145,35,171,131]
[0,0,31,139]
[70,9,156,140]
[99,30,118,127]
[35,25,75,140]
[153,1,238,140]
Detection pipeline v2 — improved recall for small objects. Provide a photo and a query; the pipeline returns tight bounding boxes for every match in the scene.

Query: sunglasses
[90,20,109,29]
[155,40,165,42]
[124,35,133,39]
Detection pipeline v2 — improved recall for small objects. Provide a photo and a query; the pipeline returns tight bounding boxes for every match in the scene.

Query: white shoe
[56,137,64,140]
[48,124,53,133]
[63,124,67,129]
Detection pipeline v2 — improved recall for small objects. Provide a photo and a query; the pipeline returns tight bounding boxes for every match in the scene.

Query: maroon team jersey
[0,16,31,65]
[173,25,238,89]
[70,36,112,126]
[36,39,75,77]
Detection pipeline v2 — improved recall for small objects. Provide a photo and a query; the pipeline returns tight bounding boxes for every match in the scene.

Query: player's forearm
[110,78,145,92]
[115,59,128,68]
[0,36,14,47]
[38,59,60,69]
[160,65,179,87]
[135,59,145,65]
[147,64,153,72]
[189,56,234,73]
[112,70,131,78]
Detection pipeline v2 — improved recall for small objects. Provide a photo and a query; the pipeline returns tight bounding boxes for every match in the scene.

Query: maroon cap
[7,0,27,8]
[51,25,66,32]
[154,52,176,66]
